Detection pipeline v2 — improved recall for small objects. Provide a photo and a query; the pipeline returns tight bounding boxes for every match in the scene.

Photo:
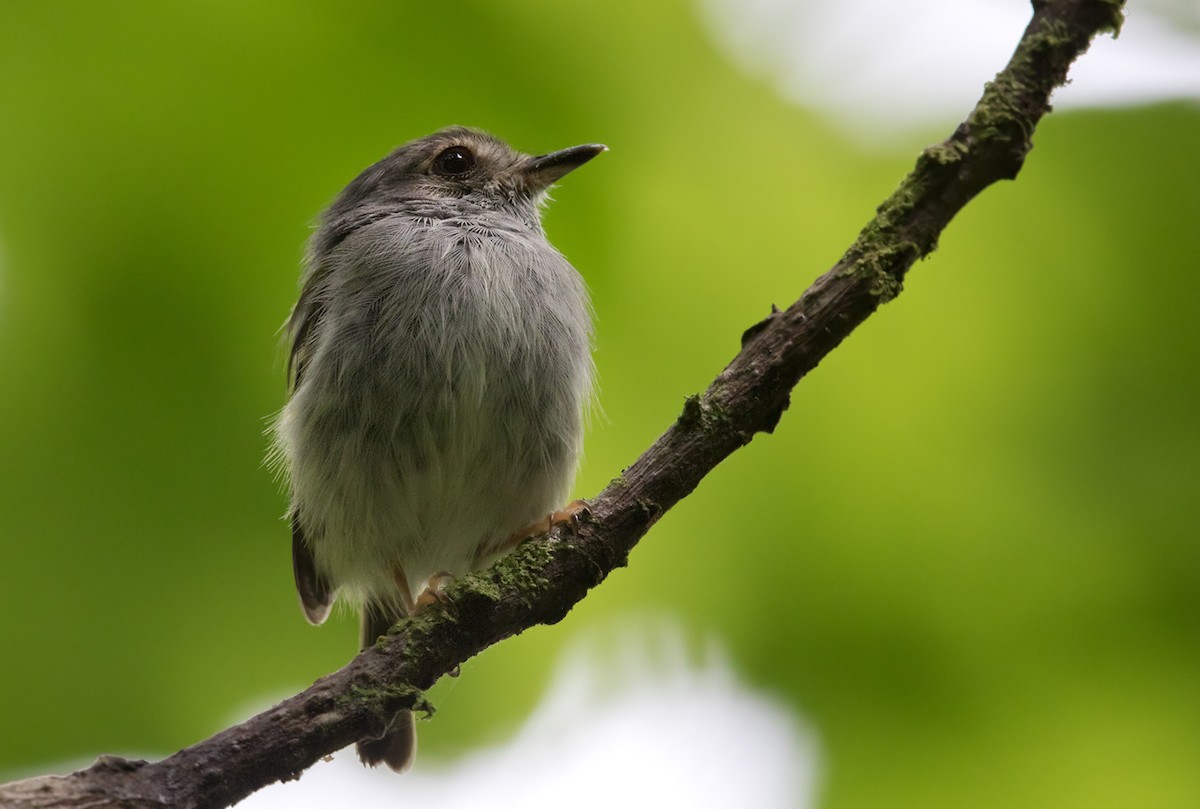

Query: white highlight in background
[242,622,820,809]
[697,0,1200,139]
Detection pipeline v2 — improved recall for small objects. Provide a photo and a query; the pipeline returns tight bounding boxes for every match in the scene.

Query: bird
[271,126,603,771]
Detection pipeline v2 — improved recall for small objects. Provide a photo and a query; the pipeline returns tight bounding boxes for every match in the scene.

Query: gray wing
[292,511,333,625]
[287,265,334,624]
[286,269,327,389]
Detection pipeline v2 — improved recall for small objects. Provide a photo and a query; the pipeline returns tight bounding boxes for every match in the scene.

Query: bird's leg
[392,566,418,616]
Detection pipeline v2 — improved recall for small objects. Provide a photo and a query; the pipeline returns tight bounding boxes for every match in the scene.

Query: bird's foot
[514,499,591,543]
[472,500,592,565]
[414,571,456,612]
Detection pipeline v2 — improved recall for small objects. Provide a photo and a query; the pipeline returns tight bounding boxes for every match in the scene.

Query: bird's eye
[432,146,476,176]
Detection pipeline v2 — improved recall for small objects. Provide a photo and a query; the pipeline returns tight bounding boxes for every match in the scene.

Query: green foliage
[0,1,1197,807]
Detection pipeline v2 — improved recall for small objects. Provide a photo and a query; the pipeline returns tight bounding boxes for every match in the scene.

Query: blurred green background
[1,1,1198,807]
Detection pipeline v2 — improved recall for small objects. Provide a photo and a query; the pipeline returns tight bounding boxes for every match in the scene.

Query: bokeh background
[1,1,1198,807]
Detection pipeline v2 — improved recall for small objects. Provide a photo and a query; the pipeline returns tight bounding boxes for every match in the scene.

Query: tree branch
[0,1,1125,806]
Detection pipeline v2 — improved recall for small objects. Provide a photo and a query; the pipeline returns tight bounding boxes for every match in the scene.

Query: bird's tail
[356,601,416,772]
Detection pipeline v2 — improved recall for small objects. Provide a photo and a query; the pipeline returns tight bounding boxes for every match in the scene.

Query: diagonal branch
[0,1,1125,806]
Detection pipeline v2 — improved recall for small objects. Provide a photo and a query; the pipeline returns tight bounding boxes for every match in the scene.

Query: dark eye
[432,146,475,176]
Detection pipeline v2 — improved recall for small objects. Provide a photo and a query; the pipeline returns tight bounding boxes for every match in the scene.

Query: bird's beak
[520,143,607,192]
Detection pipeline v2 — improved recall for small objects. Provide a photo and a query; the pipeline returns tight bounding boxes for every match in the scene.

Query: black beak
[520,143,607,191]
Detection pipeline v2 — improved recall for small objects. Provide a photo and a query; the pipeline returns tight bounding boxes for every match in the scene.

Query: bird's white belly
[279,220,589,608]
[296,391,569,607]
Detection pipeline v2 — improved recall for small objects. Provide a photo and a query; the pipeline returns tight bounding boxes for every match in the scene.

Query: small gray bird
[272,127,602,771]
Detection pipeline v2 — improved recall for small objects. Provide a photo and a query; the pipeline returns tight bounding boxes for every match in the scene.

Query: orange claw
[519,498,591,540]
[550,498,591,527]
[476,499,592,564]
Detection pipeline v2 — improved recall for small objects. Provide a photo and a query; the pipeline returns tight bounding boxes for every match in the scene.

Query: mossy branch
[0,1,1124,806]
